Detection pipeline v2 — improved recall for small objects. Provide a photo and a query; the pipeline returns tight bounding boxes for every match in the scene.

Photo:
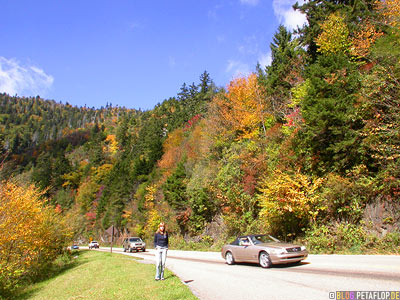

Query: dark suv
[122,237,146,252]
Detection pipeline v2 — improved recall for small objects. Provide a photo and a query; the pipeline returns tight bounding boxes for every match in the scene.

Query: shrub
[305,222,400,254]
[319,172,371,223]
[0,181,72,296]
[305,223,367,254]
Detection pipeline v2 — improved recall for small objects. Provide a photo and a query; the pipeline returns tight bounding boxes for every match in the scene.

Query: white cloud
[258,52,272,69]
[272,0,308,30]
[240,0,260,6]
[0,57,54,97]
[226,60,251,78]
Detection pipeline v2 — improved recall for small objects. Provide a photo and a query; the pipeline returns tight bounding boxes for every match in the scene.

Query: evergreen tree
[116,116,129,148]
[199,70,211,95]
[263,25,304,120]
[31,152,53,190]
[52,151,72,189]
[178,83,190,102]
[163,162,187,211]
[297,53,363,174]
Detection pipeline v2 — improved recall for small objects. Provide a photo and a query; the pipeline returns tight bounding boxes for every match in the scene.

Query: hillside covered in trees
[1,0,400,257]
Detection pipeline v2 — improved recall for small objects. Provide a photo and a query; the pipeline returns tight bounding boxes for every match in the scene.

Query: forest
[1,0,400,294]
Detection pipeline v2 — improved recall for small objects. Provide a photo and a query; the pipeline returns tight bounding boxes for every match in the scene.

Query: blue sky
[0,0,306,110]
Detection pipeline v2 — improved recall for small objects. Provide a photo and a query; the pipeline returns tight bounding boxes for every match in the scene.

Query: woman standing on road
[154,222,169,280]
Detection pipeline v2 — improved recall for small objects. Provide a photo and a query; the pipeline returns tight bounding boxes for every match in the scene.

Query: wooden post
[111,225,114,254]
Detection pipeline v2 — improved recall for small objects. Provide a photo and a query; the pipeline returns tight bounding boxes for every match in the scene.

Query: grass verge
[15,250,197,300]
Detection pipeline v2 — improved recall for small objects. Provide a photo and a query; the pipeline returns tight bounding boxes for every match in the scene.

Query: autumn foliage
[258,171,324,237]
[0,181,72,295]
[210,73,267,140]
[316,12,351,55]
[1,1,400,259]
[376,0,400,29]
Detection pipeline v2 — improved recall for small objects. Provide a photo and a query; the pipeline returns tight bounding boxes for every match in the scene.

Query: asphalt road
[90,247,400,300]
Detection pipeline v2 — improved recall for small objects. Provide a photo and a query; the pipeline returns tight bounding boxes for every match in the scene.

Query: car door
[235,237,252,261]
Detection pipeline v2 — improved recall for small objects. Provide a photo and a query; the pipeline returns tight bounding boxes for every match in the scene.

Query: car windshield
[91,241,97,243]
[250,235,280,244]
[129,238,141,242]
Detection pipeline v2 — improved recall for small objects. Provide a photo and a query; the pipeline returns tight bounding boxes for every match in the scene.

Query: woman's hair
[156,222,166,234]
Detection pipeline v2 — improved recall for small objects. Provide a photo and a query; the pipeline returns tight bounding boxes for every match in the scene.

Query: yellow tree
[143,184,163,236]
[316,12,351,55]
[258,170,324,238]
[0,181,72,294]
[103,134,119,158]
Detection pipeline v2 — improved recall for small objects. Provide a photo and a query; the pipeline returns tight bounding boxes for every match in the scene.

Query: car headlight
[301,246,306,251]
[270,249,287,255]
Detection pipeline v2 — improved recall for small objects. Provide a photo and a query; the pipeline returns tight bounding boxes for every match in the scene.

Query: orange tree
[209,73,268,141]
[376,0,400,30]
[0,181,72,295]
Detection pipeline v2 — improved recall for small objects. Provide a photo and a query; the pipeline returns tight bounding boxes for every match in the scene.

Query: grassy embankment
[15,250,197,300]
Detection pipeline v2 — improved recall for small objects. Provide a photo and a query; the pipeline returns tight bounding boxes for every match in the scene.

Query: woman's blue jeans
[155,247,168,279]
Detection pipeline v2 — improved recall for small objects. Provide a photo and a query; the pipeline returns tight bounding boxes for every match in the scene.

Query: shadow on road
[232,261,310,269]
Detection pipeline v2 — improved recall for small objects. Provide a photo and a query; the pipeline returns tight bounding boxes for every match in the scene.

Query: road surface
[90,247,400,300]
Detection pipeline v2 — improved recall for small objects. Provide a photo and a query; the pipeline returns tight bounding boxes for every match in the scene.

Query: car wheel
[129,247,133,253]
[259,251,272,268]
[143,248,146,252]
[123,247,126,252]
[225,251,235,265]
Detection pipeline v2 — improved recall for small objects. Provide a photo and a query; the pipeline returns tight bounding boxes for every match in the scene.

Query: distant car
[122,237,146,252]
[71,245,79,250]
[88,241,99,249]
[221,234,308,268]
